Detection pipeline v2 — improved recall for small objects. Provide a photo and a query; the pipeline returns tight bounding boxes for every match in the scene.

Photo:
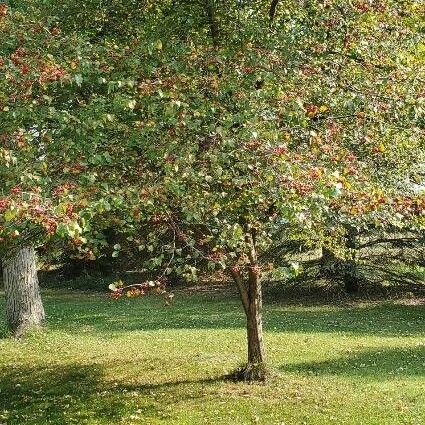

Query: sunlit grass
[0,289,424,424]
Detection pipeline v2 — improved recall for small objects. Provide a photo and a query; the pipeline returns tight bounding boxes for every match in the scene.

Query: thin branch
[358,237,421,249]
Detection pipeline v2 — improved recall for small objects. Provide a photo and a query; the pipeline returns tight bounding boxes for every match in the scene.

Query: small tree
[102,0,424,380]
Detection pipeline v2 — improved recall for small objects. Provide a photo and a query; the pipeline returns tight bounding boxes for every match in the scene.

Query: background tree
[0,5,93,335]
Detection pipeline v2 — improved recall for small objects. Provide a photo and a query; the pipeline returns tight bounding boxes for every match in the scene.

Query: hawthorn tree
[0,0,178,334]
[2,0,424,379]
[101,0,424,379]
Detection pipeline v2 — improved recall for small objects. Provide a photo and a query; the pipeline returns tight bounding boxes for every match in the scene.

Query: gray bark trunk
[231,269,266,367]
[2,246,45,337]
[230,228,267,381]
[232,270,267,381]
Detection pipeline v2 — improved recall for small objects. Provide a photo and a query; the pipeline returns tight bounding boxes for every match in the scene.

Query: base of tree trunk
[343,275,360,294]
[343,259,360,294]
[229,362,268,382]
[12,322,44,339]
[2,246,45,338]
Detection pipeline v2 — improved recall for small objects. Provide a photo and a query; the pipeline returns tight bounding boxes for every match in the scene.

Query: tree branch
[358,237,421,249]
[204,0,219,46]
[229,268,249,314]
[269,0,279,23]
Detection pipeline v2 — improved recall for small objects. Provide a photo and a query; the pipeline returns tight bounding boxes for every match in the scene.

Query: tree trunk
[269,0,280,23]
[231,269,267,381]
[2,246,45,337]
[245,270,266,375]
[343,259,359,293]
[320,231,360,294]
[204,0,219,46]
[229,228,267,381]
[319,246,338,278]
[230,229,267,381]
[343,228,359,294]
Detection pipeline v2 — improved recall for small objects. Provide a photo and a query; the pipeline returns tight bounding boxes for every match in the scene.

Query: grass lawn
[0,288,424,425]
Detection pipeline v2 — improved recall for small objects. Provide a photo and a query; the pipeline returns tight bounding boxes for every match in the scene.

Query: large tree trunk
[2,246,45,337]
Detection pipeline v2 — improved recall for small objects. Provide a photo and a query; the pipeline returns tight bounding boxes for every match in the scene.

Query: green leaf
[4,209,17,222]
[74,74,83,87]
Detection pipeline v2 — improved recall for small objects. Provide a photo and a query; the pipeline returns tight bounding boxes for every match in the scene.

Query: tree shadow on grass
[1,290,424,339]
[0,362,225,425]
[41,292,425,338]
[280,346,425,380]
[0,364,126,425]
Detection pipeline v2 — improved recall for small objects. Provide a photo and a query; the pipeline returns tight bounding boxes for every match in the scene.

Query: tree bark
[246,269,266,368]
[204,0,219,46]
[229,229,267,381]
[269,0,280,23]
[2,246,45,337]
[230,269,266,381]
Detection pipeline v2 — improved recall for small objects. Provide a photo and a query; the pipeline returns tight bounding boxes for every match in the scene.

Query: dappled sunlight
[1,290,425,424]
[280,345,425,379]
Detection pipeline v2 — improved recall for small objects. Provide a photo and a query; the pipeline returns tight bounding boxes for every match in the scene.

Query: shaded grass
[33,289,425,337]
[0,288,424,424]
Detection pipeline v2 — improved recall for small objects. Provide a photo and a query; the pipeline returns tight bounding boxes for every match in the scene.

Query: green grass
[0,288,424,425]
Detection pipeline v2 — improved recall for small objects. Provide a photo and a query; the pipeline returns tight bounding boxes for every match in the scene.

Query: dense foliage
[2,0,424,261]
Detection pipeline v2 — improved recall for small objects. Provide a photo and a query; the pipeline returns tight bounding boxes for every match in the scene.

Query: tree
[98,0,423,380]
[32,0,419,379]
[0,5,91,335]
[3,0,424,375]
[2,246,44,336]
